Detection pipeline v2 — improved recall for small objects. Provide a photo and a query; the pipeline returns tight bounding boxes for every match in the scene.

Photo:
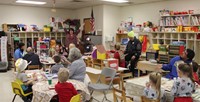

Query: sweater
[162,56,192,79]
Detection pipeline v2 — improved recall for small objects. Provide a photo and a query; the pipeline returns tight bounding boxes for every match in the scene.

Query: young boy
[55,68,78,102]
[50,55,64,74]
[15,59,37,101]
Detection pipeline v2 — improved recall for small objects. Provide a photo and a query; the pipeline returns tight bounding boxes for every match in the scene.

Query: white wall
[121,0,200,25]
[103,5,121,49]
[74,5,121,49]
[0,5,74,29]
[74,5,104,32]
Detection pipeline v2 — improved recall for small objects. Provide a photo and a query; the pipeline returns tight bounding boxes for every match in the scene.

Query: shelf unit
[149,32,200,63]
[7,31,66,56]
[115,32,200,63]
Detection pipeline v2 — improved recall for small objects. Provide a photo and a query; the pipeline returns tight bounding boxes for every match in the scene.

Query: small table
[137,61,167,77]
[125,76,200,102]
[24,70,90,102]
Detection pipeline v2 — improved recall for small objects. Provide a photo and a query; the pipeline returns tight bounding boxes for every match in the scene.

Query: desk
[137,61,167,77]
[125,76,200,102]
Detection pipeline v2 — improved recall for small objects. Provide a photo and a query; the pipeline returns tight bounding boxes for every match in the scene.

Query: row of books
[191,16,200,26]
[160,16,189,26]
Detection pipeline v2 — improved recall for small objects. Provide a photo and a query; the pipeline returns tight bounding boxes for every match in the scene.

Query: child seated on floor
[15,58,37,101]
[143,72,166,102]
[50,55,64,74]
[192,61,200,84]
[171,63,196,102]
[55,68,78,102]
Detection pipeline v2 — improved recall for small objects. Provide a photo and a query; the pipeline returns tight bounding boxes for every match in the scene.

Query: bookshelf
[149,32,200,63]
[7,31,66,57]
[159,14,200,32]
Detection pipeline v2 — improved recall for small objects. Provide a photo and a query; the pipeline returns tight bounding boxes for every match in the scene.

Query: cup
[48,77,52,85]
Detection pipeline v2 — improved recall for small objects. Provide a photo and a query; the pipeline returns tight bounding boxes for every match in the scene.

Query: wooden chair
[141,96,159,102]
[113,87,132,102]
[112,73,133,102]
[27,65,40,70]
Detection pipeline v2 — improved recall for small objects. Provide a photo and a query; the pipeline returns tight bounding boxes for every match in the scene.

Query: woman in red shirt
[55,68,78,102]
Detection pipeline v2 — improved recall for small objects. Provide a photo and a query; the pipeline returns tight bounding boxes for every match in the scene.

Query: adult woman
[68,48,86,82]
[64,28,80,49]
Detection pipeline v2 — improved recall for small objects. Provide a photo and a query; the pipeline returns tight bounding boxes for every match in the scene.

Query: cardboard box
[105,59,119,70]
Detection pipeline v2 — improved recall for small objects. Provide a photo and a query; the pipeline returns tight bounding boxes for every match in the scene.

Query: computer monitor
[121,38,129,45]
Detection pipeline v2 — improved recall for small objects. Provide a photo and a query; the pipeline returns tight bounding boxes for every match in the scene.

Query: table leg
[138,69,140,77]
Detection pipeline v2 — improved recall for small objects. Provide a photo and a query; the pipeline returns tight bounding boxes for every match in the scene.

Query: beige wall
[121,0,200,25]
[0,4,74,28]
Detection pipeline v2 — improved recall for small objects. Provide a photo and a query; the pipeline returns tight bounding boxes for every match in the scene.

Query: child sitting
[143,72,166,102]
[50,55,64,74]
[15,59,37,100]
[192,61,200,84]
[110,43,125,67]
[55,68,78,102]
[171,63,195,102]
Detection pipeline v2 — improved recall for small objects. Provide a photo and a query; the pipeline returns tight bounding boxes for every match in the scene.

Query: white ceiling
[0,0,168,9]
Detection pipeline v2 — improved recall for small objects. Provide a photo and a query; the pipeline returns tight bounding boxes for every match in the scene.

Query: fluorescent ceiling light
[102,0,128,3]
[16,0,46,5]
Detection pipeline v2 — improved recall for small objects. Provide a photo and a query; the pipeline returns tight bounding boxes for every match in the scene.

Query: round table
[32,78,90,102]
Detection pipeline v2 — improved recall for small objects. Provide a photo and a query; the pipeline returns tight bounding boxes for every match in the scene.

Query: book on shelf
[160,16,189,26]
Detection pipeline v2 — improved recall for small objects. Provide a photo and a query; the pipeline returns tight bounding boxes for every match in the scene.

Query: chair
[70,94,81,102]
[141,96,159,102]
[27,65,40,70]
[113,87,132,102]
[113,73,133,102]
[88,68,117,102]
[11,80,32,102]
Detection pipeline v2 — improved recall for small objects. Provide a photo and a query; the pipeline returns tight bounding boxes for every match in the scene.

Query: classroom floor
[0,70,140,102]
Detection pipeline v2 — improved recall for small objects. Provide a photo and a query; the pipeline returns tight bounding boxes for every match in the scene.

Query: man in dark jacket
[23,47,42,69]
[124,31,142,77]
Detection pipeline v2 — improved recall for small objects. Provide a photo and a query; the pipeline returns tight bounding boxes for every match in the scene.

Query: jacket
[23,52,42,68]
[162,56,192,79]
[124,37,142,61]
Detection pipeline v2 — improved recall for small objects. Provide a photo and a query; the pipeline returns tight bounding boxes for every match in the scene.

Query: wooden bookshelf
[6,31,66,57]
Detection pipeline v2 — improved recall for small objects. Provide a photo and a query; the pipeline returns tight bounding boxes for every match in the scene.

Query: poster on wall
[1,36,7,62]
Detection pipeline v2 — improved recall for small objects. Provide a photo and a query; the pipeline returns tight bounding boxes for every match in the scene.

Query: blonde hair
[114,43,121,51]
[69,43,75,49]
[149,72,161,100]
[58,68,69,83]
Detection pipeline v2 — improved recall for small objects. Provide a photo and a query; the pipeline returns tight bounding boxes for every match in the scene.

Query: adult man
[124,31,142,77]
[14,43,25,60]
[157,49,195,79]
[23,47,42,69]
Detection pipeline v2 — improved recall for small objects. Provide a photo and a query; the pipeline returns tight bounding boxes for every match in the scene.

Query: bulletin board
[84,18,92,34]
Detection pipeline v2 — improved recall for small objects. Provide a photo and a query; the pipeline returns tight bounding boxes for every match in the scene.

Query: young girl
[55,68,78,102]
[143,72,166,102]
[171,63,195,102]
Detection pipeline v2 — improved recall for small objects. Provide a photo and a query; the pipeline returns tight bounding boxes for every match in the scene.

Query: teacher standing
[64,28,80,49]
